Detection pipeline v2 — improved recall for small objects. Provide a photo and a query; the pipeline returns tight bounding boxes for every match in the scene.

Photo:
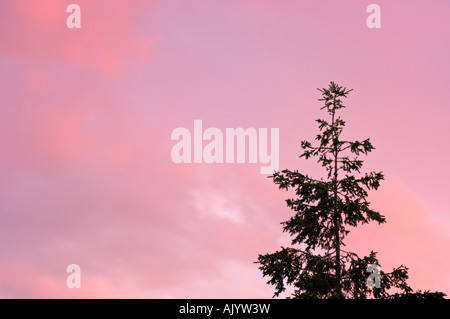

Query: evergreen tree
[256,82,446,299]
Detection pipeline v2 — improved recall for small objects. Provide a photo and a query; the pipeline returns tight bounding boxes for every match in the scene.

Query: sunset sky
[0,0,449,298]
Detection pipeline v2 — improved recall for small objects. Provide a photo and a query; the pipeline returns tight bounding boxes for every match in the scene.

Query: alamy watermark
[66,4,81,29]
[65,3,379,30]
[171,120,279,175]
[66,264,81,288]
[367,264,381,288]
[366,4,381,29]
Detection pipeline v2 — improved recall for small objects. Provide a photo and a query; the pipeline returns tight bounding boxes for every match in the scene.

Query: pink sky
[0,0,449,298]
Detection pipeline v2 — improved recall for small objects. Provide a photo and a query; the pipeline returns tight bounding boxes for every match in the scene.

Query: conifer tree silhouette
[256,82,446,299]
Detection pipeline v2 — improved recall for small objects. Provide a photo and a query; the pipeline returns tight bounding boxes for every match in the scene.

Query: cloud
[347,177,450,295]
[0,0,448,299]
[0,0,155,73]
[0,149,285,298]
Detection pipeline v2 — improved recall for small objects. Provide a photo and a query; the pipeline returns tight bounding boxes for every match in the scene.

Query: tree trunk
[332,102,342,297]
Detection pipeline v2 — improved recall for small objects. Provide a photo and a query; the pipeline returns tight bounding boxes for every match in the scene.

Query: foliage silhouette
[256,82,446,299]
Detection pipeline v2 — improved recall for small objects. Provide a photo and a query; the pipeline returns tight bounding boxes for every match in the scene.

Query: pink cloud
[0,262,145,298]
[0,0,155,73]
[347,177,450,295]
[0,0,449,299]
